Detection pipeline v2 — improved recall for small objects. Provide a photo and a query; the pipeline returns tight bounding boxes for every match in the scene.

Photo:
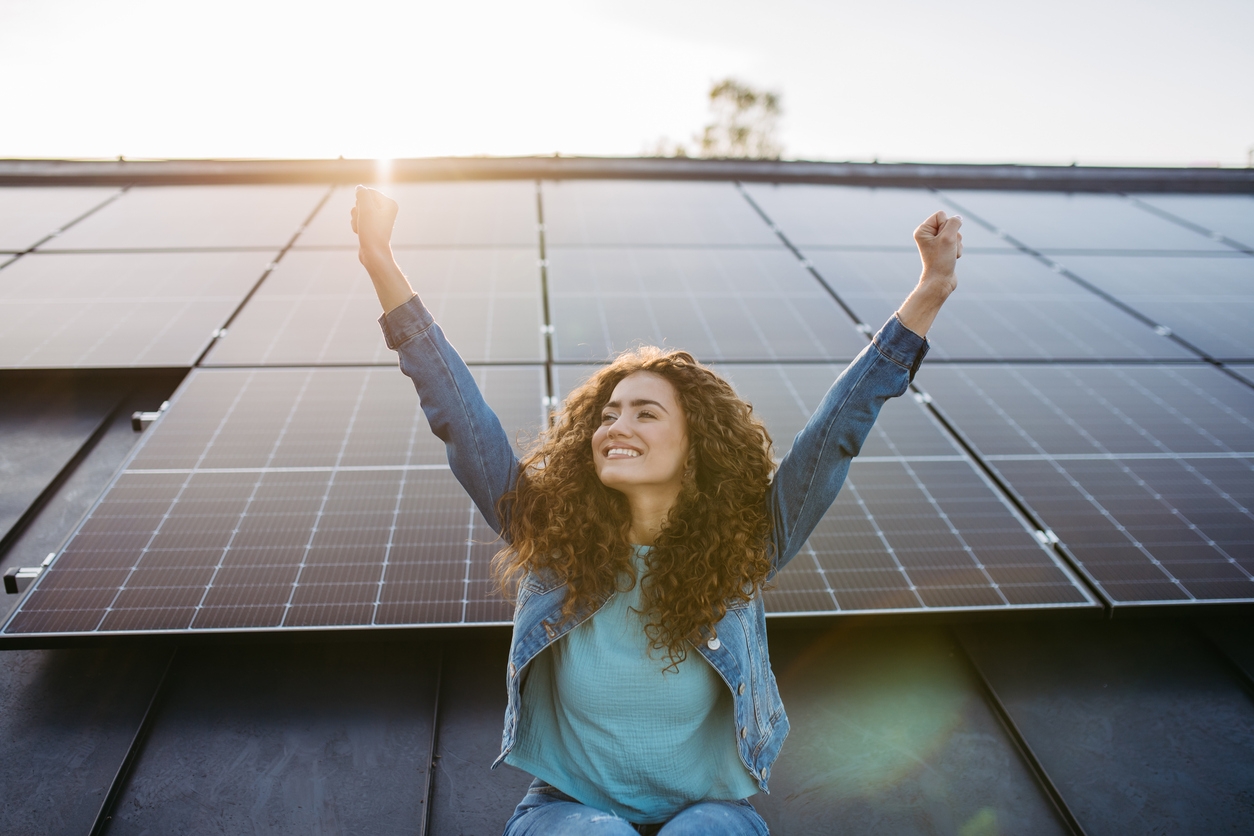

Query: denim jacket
[379,295,928,794]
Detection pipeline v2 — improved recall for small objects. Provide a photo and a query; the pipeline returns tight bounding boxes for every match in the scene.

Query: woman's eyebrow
[603,398,669,413]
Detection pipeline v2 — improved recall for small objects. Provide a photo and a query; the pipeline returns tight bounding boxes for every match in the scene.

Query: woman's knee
[656,799,769,836]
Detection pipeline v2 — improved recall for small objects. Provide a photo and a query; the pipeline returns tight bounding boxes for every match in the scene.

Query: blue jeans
[501,779,770,835]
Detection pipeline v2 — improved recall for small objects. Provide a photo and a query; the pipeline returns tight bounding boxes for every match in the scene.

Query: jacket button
[738,682,745,695]
[740,726,748,739]
[707,637,721,650]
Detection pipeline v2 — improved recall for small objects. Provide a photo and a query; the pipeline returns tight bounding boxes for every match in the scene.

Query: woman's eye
[638,411,656,420]
[601,414,616,424]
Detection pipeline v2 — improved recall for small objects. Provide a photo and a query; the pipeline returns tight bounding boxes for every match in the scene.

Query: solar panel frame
[202,248,545,366]
[294,182,540,248]
[938,190,1233,253]
[0,251,277,368]
[40,185,327,251]
[0,187,122,252]
[545,247,868,362]
[0,365,548,640]
[917,364,1254,608]
[803,249,1197,361]
[542,180,780,246]
[553,363,1100,617]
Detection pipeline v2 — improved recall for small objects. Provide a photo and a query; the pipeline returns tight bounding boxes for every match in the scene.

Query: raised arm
[354,186,521,536]
[766,211,961,572]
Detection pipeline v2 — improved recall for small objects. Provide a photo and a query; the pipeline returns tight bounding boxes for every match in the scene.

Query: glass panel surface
[1052,254,1254,360]
[1134,194,1254,250]
[547,247,866,361]
[543,180,779,246]
[939,190,1230,252]
[42,185,326,251]
[0,252,273,367]
[921,364,1254,606]
[806,249,1196,360]
[743,183,1012,250]
[1,366,545,637]
[0,187,121,251]
[296,181,539,247]
[205,248,544,365]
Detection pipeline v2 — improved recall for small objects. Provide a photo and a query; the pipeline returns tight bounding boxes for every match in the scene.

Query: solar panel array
[3,178,1252,640]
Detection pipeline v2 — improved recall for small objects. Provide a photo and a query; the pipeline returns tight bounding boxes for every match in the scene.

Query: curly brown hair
[493,347,777,669]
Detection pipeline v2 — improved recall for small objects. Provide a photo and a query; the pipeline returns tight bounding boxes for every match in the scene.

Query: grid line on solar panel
[203,248,544,366]
[919,364,1254,606]
[0,251,277,368]
[2,366,543,636]
[542,181,780,246]
[295,182,540,248]
[553,363,1097,616]
[1039,254,1254,361]
[801,249,1198,361]
[936,190,1232,253]
[546,247,867,361]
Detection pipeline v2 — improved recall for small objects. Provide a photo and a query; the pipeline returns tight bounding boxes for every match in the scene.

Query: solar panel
[918,364,1254,606]
[0,252,274,368]
[1046,254,1254,360]
[0,187,121,252]
[295,182,539,248]
[1,365,546,638]
[546,247,867,362]
[41,186,326,251]
[803,249,1195,361]
[542,180,780,246]
[1133,194,1254,251]
[938,190,1232,253]
[203,248,544,366]
[554,364,1098,615]
[741,184,1013,251]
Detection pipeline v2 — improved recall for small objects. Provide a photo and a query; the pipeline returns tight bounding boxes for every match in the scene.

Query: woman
[353,184,961,835]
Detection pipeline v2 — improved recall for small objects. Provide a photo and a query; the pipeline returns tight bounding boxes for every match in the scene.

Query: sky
[2,0,1251,166]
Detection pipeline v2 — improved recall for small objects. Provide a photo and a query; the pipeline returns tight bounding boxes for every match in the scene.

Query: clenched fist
[351,185,399,269]
[914,210,963,290]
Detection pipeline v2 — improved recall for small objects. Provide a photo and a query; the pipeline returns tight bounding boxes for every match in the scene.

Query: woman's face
[591,371,690,499]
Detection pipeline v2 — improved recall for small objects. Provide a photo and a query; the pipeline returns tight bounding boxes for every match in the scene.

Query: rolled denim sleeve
[379,295,521,537]
[767,314,928,573]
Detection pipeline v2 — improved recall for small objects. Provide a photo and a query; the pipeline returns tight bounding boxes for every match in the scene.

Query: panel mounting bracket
[132,400,170,432]
[4,553,54,594]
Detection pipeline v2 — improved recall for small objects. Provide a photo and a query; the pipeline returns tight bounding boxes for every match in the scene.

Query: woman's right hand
[351,185,416,313]
[351,185,399,269]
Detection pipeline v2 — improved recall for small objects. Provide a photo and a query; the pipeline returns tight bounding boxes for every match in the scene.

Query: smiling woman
[352,185,959,834]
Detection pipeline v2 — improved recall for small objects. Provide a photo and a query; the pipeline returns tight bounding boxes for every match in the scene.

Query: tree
[644,78,784,160]
[697,78,783,160]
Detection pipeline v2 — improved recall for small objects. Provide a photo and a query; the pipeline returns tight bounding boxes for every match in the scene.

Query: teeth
[607,448,639,457]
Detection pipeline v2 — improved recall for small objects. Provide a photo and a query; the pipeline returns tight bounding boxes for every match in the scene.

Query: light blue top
[505,545,759,823]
